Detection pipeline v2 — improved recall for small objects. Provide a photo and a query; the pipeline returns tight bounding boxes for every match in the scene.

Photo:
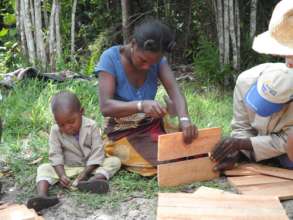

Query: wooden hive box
[157,127,221,187]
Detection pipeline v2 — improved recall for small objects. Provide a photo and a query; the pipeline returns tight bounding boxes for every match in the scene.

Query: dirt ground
[1,177,293,220]
[0,176,157,220]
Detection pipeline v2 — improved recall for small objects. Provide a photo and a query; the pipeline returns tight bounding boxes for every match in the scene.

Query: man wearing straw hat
[210,0,293,171]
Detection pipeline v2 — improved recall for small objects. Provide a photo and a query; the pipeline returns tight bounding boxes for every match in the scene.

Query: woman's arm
[158,63,188,117]
[98,72,140,117]
[158,62,198,142]
[99,72,166,118]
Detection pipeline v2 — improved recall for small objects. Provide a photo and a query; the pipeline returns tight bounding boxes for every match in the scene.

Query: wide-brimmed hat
[244,65,293,117]
[252,0,293,56]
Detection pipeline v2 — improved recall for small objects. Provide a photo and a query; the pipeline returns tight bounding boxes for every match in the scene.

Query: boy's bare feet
[77,174,109,194]
[27,196,59,212]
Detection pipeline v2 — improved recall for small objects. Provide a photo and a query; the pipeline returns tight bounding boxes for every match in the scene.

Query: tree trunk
[235,0,240,68]
[34,0,47,70]
[29,0,35,28]
[29,0,36,46]
[15,0,20,34]
[71,0,77,62]
[48,0,56,70]
[223,0,230,65]
[212,0,219,39]
[55,0,61,60]
[216,0,224,65]
[48,0,61,71]
[182,0,192,51]
[121,0,130,44]
[229,0,238,70]
[0,118,2,143]
[16,0,27,56]
[43,0,49,28]
[164,0,171,18]
[22,0,36,64]
[250,0,258,39]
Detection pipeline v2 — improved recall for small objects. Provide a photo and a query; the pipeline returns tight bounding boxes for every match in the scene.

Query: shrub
[192,38,233,87]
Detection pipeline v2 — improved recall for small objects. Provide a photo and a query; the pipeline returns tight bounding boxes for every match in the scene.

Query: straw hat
[252,0,293,56]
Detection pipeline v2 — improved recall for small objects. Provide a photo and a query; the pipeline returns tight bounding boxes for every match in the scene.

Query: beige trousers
[36,156,121,185]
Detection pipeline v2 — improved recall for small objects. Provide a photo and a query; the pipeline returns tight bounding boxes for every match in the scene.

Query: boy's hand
[72,172,87,187]
[72,165,98,186]
[74,171,88,184]
[60,175,71,188]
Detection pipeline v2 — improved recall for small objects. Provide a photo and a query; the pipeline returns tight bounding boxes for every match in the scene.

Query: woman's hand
[142,100,167,118]
[180,120,198,144]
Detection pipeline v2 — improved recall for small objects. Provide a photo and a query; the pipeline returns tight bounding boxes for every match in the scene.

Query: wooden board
[158,157,219,187]
[224,167,259,176]
[226,166,293,200]
[237,181,293,201]
[193,186,234,196]
[228,175,290,187]
[0,204,44,220]
[239,163,293,180]
[157,193,288,220]
[158,127,221,161]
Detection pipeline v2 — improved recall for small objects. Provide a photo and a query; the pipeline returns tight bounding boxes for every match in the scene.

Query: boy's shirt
[49,116,105,167]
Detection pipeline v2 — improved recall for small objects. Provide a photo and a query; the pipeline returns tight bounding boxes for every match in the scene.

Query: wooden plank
[224,167,259,176]
[237,181,293,201]
[157,193,288,220]
[0,204,44,220]
[158,127,221,161]
[159,193,282,208]
[158,157,219,187]
[193,186,234,195]
[228,175,290,187]
[239,163,293,180]
[226,165,293,201]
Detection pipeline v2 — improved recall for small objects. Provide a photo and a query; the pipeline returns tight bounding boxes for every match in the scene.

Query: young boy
[27,91,121,211]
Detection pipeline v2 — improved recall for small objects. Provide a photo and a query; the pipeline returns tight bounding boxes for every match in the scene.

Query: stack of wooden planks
[157,128,221,187]
[0,203,44,220]
[226,163,293,200]
[157,186,289,220]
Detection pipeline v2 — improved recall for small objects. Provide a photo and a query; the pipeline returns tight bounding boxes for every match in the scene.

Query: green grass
[0,78,233,208]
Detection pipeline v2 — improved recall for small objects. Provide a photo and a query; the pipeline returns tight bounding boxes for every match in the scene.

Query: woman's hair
[133,19,175,53]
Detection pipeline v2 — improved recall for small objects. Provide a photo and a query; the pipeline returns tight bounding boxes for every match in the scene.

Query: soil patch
[1,176,293,220]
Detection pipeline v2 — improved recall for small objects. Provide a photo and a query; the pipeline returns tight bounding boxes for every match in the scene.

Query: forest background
[0,0,281,85]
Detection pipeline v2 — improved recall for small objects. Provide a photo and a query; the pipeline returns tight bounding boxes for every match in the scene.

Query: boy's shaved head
[51,91,81,115]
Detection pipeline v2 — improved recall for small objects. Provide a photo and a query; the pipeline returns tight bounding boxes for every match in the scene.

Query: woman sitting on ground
[95,19,197,176]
